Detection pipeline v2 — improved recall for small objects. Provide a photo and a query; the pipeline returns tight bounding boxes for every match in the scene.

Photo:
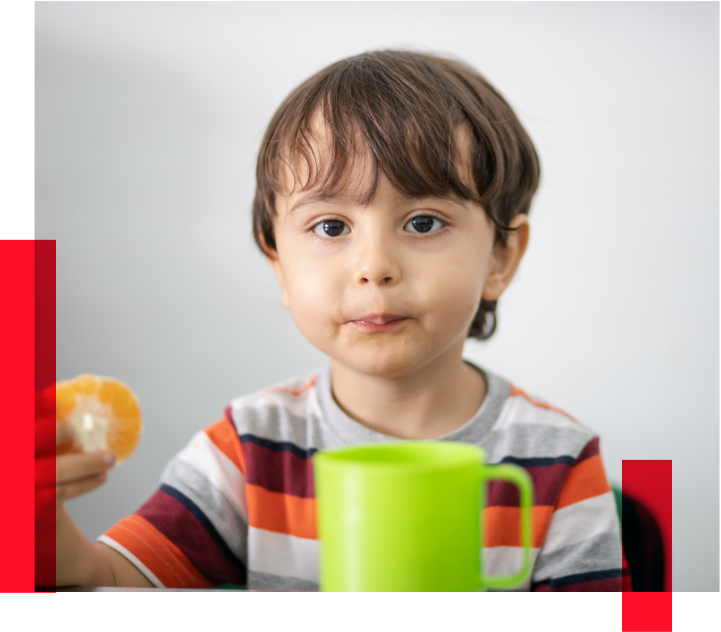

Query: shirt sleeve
[98,416,249,588]
[530,437,630,591]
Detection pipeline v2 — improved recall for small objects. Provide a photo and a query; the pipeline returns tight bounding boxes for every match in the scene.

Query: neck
[329,342,487,440]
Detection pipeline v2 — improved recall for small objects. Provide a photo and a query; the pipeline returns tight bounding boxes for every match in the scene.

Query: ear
[259,232,290,309]
[481,214,530,302]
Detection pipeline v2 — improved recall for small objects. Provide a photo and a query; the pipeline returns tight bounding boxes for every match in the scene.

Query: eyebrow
[287,189,472,215]
[288,191,344,214]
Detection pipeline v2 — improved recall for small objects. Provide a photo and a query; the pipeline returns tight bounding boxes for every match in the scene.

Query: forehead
[274,110,477,215]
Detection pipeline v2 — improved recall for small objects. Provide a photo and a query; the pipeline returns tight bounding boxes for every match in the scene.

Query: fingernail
[103,452,116,466]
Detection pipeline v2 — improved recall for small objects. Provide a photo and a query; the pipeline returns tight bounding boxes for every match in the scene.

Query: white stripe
[230,380,318,420]
[176,430,248,522]
[97,535,165,588]
[482,546,542,591]
[492,397,580,431]
[541,491,620,555]
[232,392,312,421]
[248,526,319,584]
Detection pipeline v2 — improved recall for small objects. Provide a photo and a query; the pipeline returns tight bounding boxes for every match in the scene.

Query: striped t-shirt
[99,363,630,591]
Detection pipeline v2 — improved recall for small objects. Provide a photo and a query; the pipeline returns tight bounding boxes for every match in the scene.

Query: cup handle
[479,463,534,589]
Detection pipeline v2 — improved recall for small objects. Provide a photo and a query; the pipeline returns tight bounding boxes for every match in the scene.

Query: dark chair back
[613,486,665,591]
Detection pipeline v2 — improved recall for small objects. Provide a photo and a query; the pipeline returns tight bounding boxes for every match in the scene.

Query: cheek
[282,261,342,328]
[421,255,487,326]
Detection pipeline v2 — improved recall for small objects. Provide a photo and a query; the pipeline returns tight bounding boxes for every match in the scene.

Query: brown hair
[252,49,540,340]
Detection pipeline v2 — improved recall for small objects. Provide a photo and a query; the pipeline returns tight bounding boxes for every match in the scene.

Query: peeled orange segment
[55,374,142,464]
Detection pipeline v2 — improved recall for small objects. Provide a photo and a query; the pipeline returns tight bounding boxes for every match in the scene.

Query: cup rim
[313,440,485,473]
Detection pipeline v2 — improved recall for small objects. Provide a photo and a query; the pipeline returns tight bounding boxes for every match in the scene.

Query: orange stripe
[246,483,317,540]
[508,383,578,423]
[555,454,611,509]
[483,505,554,548]
[205,419,245,475]
[103,515,213,588]
[266,375,317,398]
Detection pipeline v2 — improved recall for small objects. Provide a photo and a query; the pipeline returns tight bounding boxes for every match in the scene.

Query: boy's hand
[54,421,116,503]
[35,387,130,588]
[35,419,115,506]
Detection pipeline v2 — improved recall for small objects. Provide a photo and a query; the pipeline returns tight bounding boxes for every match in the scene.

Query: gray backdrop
[36,2,718,590]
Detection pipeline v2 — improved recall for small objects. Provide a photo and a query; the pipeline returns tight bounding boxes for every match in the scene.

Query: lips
[351,313,406,325]
[348,313,408,332]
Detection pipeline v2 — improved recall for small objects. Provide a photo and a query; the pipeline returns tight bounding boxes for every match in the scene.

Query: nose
[353,233,402,287]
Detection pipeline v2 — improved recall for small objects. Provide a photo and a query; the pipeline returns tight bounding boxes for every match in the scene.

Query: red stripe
[135,489,245,586]
[575,436,600,464]
[487,462,570,507]
[243,440,315,498]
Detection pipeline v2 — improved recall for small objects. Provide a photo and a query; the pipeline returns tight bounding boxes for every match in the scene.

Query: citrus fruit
[55,374,142,464]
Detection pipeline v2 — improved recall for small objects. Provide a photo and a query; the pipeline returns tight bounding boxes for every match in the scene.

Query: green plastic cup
[314,441,533,591]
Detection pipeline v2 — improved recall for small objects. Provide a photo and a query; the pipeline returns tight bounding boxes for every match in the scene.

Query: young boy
[54,50,627,591]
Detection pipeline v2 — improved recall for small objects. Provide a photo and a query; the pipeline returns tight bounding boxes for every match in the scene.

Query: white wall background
[36,2,718,591]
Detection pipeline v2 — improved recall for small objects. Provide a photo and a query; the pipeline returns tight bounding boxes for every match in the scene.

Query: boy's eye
[404,216,443,234]
[313,220,349,238]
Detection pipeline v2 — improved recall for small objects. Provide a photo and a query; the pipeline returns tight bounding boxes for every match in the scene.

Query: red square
[622,592,672,631]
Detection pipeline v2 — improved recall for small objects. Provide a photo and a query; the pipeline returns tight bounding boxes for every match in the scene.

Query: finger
[56,439,79,456]
[57,471,108,503]
[55,420,80,456]
[56,421,76,447]
[56,450,116,486]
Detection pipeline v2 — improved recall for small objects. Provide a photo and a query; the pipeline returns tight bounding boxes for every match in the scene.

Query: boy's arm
[530,438,625,591]
[56,504,152,588]
[94,421,250,589]
[95,542,154,587]
[52,422,154,588]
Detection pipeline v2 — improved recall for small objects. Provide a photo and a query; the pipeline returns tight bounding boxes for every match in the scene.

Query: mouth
[348,313,408,332]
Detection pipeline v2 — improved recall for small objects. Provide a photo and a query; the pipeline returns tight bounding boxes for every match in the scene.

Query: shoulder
[500,382,582,426]
[229,372,318,407]
[489,379,598,463]
[223,372,322,450]
[164,372,322,482]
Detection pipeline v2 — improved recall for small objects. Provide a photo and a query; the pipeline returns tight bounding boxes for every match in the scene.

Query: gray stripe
[160,457,248,565]
[483,423,595,462]
[532,532,623,581]
[248,570,319,592]
[230,397,337,452]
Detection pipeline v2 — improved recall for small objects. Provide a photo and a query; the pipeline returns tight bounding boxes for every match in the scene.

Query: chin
[361,362,414,379]
[345,344,426,379]
[318,329,454,378]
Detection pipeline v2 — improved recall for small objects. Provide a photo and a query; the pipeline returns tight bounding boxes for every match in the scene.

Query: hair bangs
[269,85,480,215]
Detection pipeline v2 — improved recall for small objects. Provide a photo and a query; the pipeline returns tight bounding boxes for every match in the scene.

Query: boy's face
[267,137,528,380]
